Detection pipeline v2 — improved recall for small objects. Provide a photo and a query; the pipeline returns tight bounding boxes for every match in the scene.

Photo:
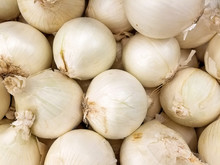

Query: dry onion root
[3,69,83,139]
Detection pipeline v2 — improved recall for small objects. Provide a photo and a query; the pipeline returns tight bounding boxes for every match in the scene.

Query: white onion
[198,119,220,165]
[17,0,85,34]
[44,129,117,165]
[160,67,220,127]
[86,0,132,34]
[0,21,52,77]
[176,13,216,49]
[0,0,20,21]
[0,77,10,120]
[83,69,150,139]
[204,33,220,80]
[53,17,116,80]
[120,120,204,165]
[122,33,180,88]
[124,0,204,39]
[3,69,83,139]
[0,112,41,165]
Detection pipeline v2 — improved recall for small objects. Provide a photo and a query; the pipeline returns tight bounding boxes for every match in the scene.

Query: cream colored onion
[180,49,199,68]
[17,0,85,34]
[44,129,117,165]
[124,0,204,39]
[160,67,220,127]
[0,0,20,21]
[3,69,83,139]
[198,119,220,165]
[156,112,197,152]
[0,111,41,165]
[204,34,220,80]
[83,69,150,139]
[144,88,161,122]
[86,0,132,34]
[120,120,205,165]
[0,21,52,77]
[122,33,180,88]
[0,77,10,120]
[53,17,116,80]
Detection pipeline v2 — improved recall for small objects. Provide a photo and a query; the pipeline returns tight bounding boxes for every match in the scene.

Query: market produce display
[0,0,220,164]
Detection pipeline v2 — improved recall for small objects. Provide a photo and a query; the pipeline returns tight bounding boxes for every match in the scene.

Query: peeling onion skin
[120,120,205,165]
[124,0,205,39]
[53,17,117,80]
[0,77,10,120]
[17,0,85,34]
[160,67,220,127]
[84,69,149,139]
[44,129,117,165]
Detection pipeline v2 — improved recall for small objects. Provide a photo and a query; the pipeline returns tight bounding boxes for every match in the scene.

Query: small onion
[83,69,150,139]
[86,0,132,34]
[120,120,204,165]
[0,0,20,21]
[0,77,10,120]
[160,67,220,127]
[0,21,52,77]
[44,129,117,165]
[0,111,41,165]
[122,33,180,88]
[3,69,83,139]
[124,0,204,39]
[53,17,116,80]
[17,0,85,34]
[198,119,220,165]
[204,34,220,80]
[156,112,198,152]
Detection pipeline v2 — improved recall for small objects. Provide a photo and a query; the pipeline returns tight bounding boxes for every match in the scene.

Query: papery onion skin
[160,67,220,127]
[204,34,220,80]
[122,33,180,88]
[124,0,204,39]
[0,0,20,21]
[86,0,132,34]
[53,17,116,80]
[4,69,83,139]
[44,129,117,165]
[84,69,149,139]
[0,21,52,77]
[17,0,85,34]
[0,124,41,165]
[0,77,10,120]
[198,119,220,165]
[120,120,204,165]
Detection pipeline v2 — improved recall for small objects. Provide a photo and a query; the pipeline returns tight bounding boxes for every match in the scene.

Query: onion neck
[12,110,35,140]
[3,75,26,96]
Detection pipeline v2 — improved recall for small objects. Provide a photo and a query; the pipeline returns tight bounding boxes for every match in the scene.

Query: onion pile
[1,0,220,164]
